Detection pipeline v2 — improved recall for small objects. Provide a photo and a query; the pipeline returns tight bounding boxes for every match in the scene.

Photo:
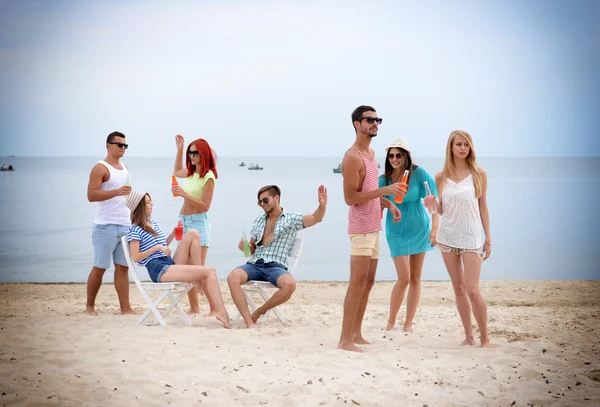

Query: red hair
[186,138,218,179]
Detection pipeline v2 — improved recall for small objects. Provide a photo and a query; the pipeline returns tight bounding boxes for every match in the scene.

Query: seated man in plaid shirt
[227,184,327,328]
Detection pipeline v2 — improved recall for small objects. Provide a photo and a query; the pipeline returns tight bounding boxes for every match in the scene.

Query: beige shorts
[349,232,380,259]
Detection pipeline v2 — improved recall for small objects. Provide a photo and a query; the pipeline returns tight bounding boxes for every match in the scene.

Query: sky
[0,0,599,157]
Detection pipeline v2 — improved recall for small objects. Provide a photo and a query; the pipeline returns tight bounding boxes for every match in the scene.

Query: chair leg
[139,291,169,326]
[166,291,192,325]
[245,290,259,312]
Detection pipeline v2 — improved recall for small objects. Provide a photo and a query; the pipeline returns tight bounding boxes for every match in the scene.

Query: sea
[0,156,598,283]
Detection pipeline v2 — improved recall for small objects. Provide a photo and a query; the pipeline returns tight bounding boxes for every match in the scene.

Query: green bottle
[242,232,252,257]
[124,173,131,196]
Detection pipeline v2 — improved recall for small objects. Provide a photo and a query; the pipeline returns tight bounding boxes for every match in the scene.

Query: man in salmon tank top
[85,132,135,316]
[338,106,406,352]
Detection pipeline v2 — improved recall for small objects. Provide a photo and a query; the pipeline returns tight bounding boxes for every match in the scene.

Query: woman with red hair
[173,135,219,315]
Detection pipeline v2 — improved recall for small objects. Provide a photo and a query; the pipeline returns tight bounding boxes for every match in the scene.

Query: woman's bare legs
[442,251,475,345]
[404,253,425,332]
[463,252,489,347]
[386,256,410,331]
[200,246,218,316]
[160,264,230,328]
[174,231,201,314]
[173,231,224,321]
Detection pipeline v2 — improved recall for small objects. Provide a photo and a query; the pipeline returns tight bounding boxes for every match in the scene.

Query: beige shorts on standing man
[349,232,380,259]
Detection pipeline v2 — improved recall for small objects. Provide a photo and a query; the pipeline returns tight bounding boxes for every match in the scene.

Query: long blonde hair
[441,130,483,198]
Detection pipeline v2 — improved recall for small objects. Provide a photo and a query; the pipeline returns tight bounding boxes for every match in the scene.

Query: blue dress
[379,166,438,257]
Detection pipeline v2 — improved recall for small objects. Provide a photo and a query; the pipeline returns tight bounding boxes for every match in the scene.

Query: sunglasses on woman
[188,150,199,157]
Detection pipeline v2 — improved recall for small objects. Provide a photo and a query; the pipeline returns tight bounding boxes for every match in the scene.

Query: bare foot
[85,306,98,316]
[385,322,395,331]
[186,309,200,315]
[244,320,258,329]
[120,308,137,315]
[338,342,366,353]
[215,311,231,329]
[403,325,412,333]
[480,337,490,348]
[207,310,218,317]
[461,337,476,346]
[352,337,370,345]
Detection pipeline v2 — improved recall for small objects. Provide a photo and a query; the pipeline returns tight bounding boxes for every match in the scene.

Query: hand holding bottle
[423,181,438,214]
[116,185,132,196]
[172,175,181,197]
[241,232,252,257]
[393,170,410,204]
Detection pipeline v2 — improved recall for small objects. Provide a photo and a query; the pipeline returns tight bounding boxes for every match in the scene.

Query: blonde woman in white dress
[426,130,492,347]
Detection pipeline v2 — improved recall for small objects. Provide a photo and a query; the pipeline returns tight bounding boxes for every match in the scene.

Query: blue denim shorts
[146,256,174,283]
[180,213,211,247]
[92,224,130,269]
[238,260,289,287]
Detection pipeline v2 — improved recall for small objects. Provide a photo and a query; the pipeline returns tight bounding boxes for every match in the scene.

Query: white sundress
[436,174,484,250]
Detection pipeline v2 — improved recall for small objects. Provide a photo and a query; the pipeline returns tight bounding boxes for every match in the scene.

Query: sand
[1,280,599,406]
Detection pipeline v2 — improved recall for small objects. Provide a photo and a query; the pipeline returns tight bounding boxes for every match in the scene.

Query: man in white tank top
[85,132,135,316]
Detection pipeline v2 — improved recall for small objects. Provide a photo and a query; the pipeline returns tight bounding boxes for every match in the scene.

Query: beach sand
[1,281,599,406]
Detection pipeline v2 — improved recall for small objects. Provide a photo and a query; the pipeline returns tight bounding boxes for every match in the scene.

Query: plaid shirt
[249,209,304,269]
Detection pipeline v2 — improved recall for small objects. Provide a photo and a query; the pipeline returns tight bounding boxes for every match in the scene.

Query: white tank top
[436,174,483,249]
[93,160,131,226]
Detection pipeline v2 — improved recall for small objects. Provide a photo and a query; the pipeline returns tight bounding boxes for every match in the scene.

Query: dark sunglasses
[108,142,128,149]
[188,150,199,157]
[257,197,272,206]
[361,117,383,125]
[387,153,404,160]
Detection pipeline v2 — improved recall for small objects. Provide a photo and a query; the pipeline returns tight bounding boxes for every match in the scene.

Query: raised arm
[302,185,327,228]
[87,163,130,202]
[342,151,404,206]
[173,134,188,178]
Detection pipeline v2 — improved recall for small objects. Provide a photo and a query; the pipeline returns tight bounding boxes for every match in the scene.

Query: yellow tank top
[182,170,216,199]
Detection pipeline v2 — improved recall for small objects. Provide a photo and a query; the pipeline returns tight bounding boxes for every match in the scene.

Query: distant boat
[0,165,14,171]
[332,163,341,174]
[248,163,263,170]
[239,162,247,167]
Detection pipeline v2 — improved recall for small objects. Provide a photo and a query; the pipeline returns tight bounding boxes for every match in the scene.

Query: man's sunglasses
[361,117,383,125]
[387,153,404,160]
[108,142,128,149]
[188,150,199,157]
[257,197,271,206]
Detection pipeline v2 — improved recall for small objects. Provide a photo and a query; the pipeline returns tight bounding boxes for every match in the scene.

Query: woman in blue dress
[379,137,439,332]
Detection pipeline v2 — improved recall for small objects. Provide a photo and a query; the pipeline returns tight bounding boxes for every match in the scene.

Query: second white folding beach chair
[237,237,304,324]
[121,236,194,327]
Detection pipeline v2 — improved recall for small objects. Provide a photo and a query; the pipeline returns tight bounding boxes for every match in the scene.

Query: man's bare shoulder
[342,148,361,164]
[90,162,109,179]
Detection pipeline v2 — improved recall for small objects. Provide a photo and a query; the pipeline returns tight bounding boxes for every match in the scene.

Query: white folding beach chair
[121,236,194,326]
[238,237,304,324]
